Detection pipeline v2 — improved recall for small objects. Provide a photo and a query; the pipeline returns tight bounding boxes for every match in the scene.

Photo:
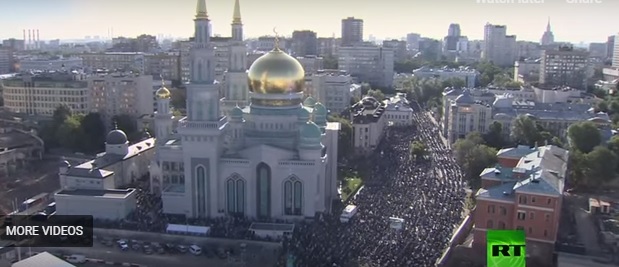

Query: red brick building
[471,145,567,265]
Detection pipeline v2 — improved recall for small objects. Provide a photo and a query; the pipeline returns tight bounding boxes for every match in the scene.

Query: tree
[56,115,83,150]
[52,104,72,126]
[323,56,338,69]
[483,121,504,149]
[367,89,385,101]
[567,121,601,153]
[409,140,427,160]
[112,114,139,142]
[170,88,187,109]
[510,115,540,146]
[584,146,618,188]
[453,132,497,187]
[80,112,106,153]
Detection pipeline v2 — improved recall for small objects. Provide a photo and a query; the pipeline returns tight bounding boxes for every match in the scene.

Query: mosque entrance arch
[256,162,271,218]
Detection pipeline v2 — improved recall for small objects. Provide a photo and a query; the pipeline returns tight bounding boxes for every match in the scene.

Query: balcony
[178,116,226,130]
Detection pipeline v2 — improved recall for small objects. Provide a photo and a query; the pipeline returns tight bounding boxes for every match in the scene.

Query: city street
[32,241,274,267]
[0,159,60,213]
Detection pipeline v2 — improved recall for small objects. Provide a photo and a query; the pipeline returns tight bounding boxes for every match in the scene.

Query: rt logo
[487,230,526,267]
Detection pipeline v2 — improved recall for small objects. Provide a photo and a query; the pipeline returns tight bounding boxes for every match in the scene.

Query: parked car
[66,254,86,264]
[189,245,202,255]
[165,243,177,253]
[117,240,129,251]
[143,245,153,255]
[176,245,188,254]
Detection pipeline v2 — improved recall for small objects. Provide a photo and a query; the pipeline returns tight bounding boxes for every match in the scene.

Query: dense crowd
[282,111,466,267]
[94,109,467,266]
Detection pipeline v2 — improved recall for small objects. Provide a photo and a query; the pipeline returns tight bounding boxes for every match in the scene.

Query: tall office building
[341,17,363,46]
[613,34,619,68]
[291,30,318,56]
[540,19,555,46]
[606,35,615,61]
[338,44,394,88]
[406,33,421,51]
[483,23,517,67]
[0,47,11,74]
[444,24,461,52]
[540,45,589,89]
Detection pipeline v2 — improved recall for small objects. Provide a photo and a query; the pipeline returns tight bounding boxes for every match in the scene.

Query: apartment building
[338,44,394,88]
[341,17,364,46]
[144,52,180,81]
[382,39,408,61]
[312,69,353,114]
[483,24,517,67]
[350,96,386,154]
[0,47,11,74]
[2,70,154,122]
[317,37,338,57]
[441,87,604,144]
[383,93,414,126]
[80,52,145,73]
[291,30,318,57]
[89,71,154,124]
[18,56,83,71]
[514,58,541,83]
[472,144,568,265]
[1,71,90,115]
[297,56,324,75]
[540,45,589,89]
[413,66,479,88]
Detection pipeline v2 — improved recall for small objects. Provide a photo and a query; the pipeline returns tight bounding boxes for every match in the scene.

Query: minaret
[222,0,249,115]
[154,78,173,144]
[187,0,219,121]
[180,0,225,219]
[231,0,243,41]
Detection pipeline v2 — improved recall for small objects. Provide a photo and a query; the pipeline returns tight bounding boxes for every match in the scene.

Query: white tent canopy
[166,224,210,236]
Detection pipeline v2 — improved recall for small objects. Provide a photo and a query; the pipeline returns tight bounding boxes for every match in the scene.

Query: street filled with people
[92,110,467,267]
[282,111,466,267]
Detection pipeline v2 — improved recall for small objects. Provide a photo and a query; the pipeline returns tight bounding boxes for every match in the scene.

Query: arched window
[283,176,303,216]
[498,221,506,230]
[236,179,245,213]
[284,181,292,215]
[197,62,203,81]
[196,166,206,217]
[256,163,271,218]
[226,179,235,213]
[293,181,302,215]
[487,220,494,229]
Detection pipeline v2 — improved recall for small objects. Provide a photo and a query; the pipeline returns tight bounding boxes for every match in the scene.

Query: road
[33,241,276,267]
[0,169,60,214]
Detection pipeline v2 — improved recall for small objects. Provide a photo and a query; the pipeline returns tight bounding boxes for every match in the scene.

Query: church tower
[221,0,249,115]
[179,0,226,219]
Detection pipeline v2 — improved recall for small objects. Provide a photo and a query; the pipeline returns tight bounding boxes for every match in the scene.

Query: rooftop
[12,252,76,267]
[479,145,567,199]
[66,138,155,178]
[56,188,135,198]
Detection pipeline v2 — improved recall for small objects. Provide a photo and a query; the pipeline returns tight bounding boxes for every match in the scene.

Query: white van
[66,254,86,263]
[189,245,202,255]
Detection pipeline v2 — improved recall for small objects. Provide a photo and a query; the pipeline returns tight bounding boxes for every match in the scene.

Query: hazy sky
[1,0,617,43]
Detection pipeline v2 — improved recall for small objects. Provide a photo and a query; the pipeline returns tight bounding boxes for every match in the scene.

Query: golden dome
[247,49,305,94]
[156,86,171,99]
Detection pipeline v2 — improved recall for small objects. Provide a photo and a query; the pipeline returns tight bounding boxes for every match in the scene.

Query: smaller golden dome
[156,86,171,99]
[247,49,305,94]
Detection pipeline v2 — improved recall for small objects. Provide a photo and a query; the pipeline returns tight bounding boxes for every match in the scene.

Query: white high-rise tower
[222,0,249,114]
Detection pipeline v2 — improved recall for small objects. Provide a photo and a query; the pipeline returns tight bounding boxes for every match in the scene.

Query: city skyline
[1,0,618,43]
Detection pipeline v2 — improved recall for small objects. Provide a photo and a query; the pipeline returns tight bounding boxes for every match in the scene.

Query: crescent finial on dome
[273,27,280,50]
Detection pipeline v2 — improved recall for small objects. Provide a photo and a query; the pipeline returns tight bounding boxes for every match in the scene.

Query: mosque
[148,0,340,219]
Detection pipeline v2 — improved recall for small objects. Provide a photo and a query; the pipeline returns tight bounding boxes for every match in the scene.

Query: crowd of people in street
[93,109,467,267]
[281,111,466,267]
